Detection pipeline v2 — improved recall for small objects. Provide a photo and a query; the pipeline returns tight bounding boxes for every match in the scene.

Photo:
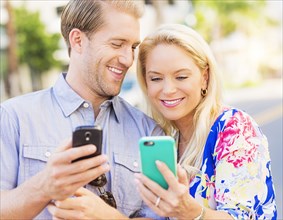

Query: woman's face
[145,44,207,124]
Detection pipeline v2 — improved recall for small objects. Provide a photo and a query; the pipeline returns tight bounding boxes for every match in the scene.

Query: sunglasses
[89,174,117,208]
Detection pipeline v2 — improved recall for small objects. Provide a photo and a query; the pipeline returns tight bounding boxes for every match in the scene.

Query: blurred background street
[1,0,282,218]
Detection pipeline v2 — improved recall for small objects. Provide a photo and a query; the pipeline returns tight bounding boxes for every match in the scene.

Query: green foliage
[14,6,61,75]
[191,0,267,42]
[0,24,7,78]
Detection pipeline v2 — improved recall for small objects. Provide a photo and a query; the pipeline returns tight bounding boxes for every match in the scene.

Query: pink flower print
[216,111,258,167]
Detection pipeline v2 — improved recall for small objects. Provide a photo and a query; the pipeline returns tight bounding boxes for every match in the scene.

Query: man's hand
[47,188,128,220]
[38,139,110,201]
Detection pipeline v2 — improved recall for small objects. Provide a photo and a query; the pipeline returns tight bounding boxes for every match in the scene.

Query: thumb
[177,164,189,187]
[73,187,91,197]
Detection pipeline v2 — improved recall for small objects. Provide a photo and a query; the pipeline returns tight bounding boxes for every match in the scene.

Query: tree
[2,0,21,98]
[14,6,62,91]
[191,0,267,42]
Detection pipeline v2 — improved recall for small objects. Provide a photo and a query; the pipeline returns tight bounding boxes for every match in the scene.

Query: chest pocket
[22,145,56,180]
[112,153,142,216]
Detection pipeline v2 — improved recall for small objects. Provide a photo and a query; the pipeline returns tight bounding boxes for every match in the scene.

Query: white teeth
[163,98,182,105]
[108,67,122,74]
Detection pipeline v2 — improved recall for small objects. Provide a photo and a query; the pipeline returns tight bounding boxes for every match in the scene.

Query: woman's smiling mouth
[161,98,184,107]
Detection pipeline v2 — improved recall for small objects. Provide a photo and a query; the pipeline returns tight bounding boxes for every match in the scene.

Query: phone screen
[139,136,177,189]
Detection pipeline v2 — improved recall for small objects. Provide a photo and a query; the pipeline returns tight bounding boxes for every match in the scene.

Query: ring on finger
[155,196,161,207]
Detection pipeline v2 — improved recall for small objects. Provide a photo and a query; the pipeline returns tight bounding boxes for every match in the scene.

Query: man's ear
[69,28,83,54]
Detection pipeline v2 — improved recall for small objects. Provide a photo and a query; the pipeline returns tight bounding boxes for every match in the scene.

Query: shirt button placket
[83,102,89,108]
[45,151,51,158]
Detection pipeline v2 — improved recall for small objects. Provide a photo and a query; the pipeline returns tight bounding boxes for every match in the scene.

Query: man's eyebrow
[109,38,140,46]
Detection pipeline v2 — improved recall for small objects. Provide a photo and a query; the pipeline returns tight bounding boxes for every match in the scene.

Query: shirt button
[83,102,89,108]
[45,151,51,158]
[133,161,139,168]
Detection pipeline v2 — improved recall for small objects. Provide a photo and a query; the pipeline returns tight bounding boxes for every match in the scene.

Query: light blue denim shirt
[0,73,165,219]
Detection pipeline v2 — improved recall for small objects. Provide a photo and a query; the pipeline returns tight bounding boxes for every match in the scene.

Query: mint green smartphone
[139,136,177,189]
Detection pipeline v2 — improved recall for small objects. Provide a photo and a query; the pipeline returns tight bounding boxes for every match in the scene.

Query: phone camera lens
[144,141,154,146]
[85,131,92,141]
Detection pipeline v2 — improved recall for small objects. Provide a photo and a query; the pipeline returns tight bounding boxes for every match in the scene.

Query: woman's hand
[135,161,201,219]
[47,187,127,220]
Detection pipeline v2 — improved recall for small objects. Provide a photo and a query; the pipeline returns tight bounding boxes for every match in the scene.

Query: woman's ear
[201,67,209,89]
[69,28,83,54]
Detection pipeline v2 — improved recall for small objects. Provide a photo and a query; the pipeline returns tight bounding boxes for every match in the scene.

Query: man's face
[80,7,140,99]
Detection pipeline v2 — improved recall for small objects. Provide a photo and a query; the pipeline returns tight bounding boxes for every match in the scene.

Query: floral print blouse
[189,107,277,219]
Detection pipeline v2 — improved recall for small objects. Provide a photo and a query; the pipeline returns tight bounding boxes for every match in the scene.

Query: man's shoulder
[1,88,53,112]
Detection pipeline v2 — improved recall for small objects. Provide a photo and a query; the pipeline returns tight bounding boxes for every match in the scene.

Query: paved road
[224,78,282,219]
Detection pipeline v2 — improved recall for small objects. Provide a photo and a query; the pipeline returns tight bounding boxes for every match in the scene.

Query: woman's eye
[176,76,188,80]
[151,77,162,82]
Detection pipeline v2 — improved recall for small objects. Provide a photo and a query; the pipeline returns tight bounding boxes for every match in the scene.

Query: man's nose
[118,48,134,68]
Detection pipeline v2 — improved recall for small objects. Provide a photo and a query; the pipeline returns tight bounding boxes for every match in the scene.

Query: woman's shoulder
[210,105,263,138]
[215,106,256,125]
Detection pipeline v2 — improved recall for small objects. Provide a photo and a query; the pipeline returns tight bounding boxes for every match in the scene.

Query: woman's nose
[163,79,177,94]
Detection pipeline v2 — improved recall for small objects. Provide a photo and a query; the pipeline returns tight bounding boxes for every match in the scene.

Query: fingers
[135,173,167,204]
[55,161,110,189]
[61,144,98,164]
[155,160,179,191]
[55,197,78,210]
[41,143,110,201]
[53,136,101,164]
[49,145,109,182]
[64,154,109,175]
[177,164,189,186]
[135,176,164,216]
[73,187,91,197]
[55,138,72,153]
[47,203,84,220]
[135,163,190,218]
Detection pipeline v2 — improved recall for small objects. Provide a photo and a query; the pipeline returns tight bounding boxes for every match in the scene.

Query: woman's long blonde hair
[137,24,223,170]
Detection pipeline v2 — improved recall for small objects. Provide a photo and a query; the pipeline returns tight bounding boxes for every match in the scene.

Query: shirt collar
[53,73,121,122]
[53,73,84,117]
[99,96,121,123]
[110,96,122,123]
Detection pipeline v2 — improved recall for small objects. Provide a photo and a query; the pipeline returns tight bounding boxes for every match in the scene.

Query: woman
[135,23,277,219]
[48,24,277,219]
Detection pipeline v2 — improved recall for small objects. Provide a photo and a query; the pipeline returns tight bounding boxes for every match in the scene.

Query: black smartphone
[72,125,102,162]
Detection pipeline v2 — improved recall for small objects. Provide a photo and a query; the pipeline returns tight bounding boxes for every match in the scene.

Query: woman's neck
[177,124,194,159]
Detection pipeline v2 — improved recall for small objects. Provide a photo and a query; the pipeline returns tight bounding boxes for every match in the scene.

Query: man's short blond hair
[61,0,144,56]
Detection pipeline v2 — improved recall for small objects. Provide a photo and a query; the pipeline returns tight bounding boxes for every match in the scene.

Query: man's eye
[112,43,122,48]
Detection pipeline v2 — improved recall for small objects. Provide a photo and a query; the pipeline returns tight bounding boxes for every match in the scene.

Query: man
[0,1,163,219]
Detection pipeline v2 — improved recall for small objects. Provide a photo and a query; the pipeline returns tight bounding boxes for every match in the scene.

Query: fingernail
[155,160,162,166]
[89,145,96,152]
